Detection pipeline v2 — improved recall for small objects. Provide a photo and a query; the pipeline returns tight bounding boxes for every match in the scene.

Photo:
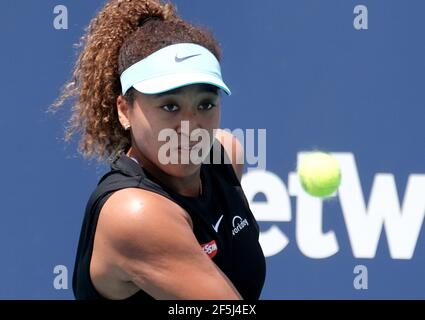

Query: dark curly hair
[49,0,221,162]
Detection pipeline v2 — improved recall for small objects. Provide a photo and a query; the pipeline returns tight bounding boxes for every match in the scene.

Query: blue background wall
[0,0,424,299]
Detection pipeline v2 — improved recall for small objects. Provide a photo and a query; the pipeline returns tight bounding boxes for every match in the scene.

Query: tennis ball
[297,151,341,198]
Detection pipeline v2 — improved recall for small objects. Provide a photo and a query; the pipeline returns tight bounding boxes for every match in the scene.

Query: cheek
[132,119,180,166]
[202,107,221,129]
[130,113,160,154]
[201,111,221,146]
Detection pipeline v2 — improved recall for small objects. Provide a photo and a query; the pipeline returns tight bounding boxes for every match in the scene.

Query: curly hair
[49,0,221,162]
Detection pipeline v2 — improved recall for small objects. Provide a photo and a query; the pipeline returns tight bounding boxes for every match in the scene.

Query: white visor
[120,43,231,95]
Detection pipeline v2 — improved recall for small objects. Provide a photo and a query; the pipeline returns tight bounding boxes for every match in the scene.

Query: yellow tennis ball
[298,151,341,198]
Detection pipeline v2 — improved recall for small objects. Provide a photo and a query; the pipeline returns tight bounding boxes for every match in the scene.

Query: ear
[116,95,131,129]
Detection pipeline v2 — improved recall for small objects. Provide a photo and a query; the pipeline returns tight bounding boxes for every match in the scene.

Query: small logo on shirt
[232,216,249,236]
[201,240,218,258]
[212,214,224,233]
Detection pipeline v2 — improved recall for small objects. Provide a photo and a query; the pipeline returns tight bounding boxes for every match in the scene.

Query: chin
[160,163,202,178]
[155,147,209,177]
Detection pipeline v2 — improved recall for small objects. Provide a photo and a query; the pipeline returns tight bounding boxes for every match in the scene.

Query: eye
[161,104,179,112]
[198,102,216,111]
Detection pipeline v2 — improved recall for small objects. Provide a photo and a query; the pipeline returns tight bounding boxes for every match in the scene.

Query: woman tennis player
[52,0,266,300]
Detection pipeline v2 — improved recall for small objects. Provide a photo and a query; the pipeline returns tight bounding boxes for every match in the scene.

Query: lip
[177,144,200,150]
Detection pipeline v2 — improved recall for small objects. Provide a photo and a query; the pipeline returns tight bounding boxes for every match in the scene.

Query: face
[117,84,221,178]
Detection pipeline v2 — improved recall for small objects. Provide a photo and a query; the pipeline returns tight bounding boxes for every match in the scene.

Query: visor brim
[132,72,231,96]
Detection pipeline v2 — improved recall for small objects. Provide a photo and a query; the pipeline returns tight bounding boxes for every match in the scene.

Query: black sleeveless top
[72,143,266,300]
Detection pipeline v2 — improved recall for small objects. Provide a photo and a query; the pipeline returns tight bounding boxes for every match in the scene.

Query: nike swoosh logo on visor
[175,53,201,63]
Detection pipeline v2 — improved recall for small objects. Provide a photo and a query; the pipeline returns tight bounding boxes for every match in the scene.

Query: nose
[175,105,202,135]
[176,119,201,142]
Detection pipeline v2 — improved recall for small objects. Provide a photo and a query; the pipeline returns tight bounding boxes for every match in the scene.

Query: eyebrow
[153,85,219,98]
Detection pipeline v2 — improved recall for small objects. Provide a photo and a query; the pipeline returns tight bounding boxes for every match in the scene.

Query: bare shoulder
[94,188,195,261]
[90,188,192,298]
[91,187,242,300]
[98,187,193,236]
[214,128,245,181]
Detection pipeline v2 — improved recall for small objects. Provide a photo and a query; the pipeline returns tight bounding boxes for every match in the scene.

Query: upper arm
[94,188,242,300]
[214,129,245,181]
